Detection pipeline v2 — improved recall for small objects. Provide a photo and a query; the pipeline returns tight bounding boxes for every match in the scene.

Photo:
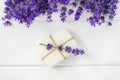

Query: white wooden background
[0,0,120,80]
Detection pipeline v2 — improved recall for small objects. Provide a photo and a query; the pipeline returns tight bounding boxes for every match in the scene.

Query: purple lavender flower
[46,15,53,22]
[72,49,76,56]
[65,46,72,53]
[60,6,67,22]
[68,9,74,15]
[47,43,53,50]
[72,48,85,56]
[60,12,67,22]
[58,45,63,51]
[2,17,6,21]
[71,1,77,7]
[60,0,70,5]
[108,22,112,26]
[80,50,85,55]
[4,21,12,26]
[74,7,83,20]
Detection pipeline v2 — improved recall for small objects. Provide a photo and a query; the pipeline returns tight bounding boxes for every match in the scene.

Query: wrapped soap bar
[37,29,84,67]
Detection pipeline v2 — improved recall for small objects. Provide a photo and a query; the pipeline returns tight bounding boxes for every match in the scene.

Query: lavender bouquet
[2,0,119,27]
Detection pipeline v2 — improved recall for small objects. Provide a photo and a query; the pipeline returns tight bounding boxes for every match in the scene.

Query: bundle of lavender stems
[2,0,119,27]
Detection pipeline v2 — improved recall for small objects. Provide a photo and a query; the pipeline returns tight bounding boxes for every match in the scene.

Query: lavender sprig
[39,43,85,56]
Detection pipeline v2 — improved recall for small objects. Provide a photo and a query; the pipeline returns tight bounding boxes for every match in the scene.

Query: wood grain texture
[0,66,120,80]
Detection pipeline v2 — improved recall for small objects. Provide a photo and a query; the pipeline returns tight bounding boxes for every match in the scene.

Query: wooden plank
[0,66,120,80]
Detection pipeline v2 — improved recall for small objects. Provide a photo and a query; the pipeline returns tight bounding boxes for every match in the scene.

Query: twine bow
[41,35,74,60]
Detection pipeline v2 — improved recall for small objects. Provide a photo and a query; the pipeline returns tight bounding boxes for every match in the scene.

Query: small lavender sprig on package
[2,0,119,27]
[40,43,85,56]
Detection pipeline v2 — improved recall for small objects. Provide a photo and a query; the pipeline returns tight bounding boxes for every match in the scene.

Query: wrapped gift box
[37,29,80,67]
